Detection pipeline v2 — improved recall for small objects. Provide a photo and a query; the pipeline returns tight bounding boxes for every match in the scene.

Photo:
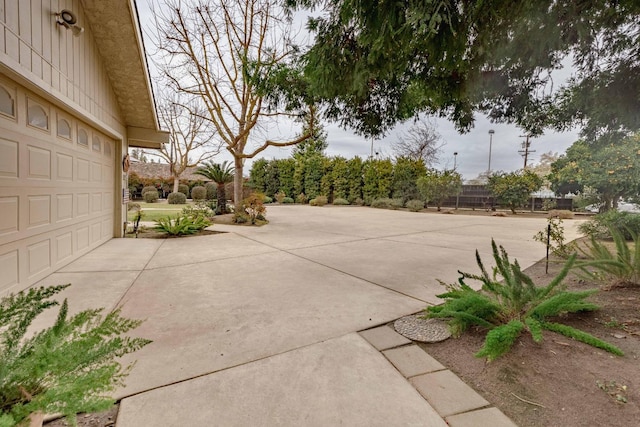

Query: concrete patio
[33,206,584,426]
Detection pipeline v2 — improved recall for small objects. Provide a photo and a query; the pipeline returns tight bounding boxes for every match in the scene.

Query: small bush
[178,184,190,198]
[390,198,404,209]
[141,185,158,196]
[533,217,577,258]
[579,211,640,240]
[263,195,273,204]
[354,197,365,206]
[275,191,286,203]
[371,198,390,209]
[0,284,150,426]
[243,193,267,224]
[310,196,328,206]
[154,214,210,236]
[143,190,159,203]
[282,197,294,204]
[296,193,308,204]
[406,199,424,212]
[205,183,217,200]
[333,198,350,205]
[371,198,403,210]
[425,240,622,361]
[549,209,574,219]
[167,192,187,205]
[233,212,249,223]
[191,186,207,201]
[182,201,214,219]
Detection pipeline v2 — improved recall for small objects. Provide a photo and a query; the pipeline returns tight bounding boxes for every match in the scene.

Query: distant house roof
[129,161,209,182]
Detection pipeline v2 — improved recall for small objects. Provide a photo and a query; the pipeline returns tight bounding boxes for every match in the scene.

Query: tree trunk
[217,183,226,215]
[172,176,180,194]
[234,156,244,212]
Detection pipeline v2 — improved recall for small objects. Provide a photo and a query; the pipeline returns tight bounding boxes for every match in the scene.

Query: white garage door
[0,78,116,294]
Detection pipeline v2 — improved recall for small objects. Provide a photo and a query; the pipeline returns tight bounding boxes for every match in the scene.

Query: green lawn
[127,201,189,222]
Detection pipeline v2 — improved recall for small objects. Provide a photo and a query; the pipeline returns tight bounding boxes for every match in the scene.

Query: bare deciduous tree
[150,0,313,209]
[155,94,220,193]
[392,119,444,166]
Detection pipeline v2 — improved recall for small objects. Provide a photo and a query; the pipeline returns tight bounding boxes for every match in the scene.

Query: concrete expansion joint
[111,239,167,312]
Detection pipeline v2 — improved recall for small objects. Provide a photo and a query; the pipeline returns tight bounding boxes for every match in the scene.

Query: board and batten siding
[0,0,125,133]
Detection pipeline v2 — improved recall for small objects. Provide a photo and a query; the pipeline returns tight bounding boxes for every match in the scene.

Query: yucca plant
[576,226,640,286]
[425,240,622,361]
[154,214,210,236]
[0,284,151,426]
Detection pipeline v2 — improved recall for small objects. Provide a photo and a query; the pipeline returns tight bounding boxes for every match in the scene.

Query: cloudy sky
[137,1,580,180]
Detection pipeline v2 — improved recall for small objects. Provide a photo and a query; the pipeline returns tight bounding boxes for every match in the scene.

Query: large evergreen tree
[289,0,640,139]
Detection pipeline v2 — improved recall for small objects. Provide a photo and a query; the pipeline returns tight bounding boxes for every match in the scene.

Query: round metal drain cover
[394,314,451,343]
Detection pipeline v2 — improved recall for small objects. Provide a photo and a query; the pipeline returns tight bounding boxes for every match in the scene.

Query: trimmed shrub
[310,195,328,206]
[141,185,158,196]
[205,183,217,200]
[333,198,350,205]
[263,195,273,204]
[191,186,206,201]
[371,198,391,209]
[390,198,404,209]
[282,197,294,204]
[143,190,159,203]
[406,199,424,212]
[372,198,403,210]
[167,192,187,204]
[354,197,365,206]
[178,184,190,198]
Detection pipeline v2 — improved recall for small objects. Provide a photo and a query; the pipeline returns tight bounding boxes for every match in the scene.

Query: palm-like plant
[195,161,234,214]
[425,240,622,361]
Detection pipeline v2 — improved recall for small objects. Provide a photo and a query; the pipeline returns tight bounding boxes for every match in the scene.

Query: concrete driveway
[33,206,584,426]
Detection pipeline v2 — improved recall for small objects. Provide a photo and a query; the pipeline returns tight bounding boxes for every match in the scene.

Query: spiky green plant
[0,284,151,426]
[154,214,210,236]
[425,240,622,361]
[576,226,640,286]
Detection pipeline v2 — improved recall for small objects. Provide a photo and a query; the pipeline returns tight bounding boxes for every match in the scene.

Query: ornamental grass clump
[425,240,622,361]
[0,284,150,426]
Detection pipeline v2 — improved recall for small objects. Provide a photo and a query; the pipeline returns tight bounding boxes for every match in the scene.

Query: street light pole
[487,129,495,180]
[454,152,460,210]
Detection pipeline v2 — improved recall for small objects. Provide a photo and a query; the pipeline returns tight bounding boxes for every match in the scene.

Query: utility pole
[519,134,535,169]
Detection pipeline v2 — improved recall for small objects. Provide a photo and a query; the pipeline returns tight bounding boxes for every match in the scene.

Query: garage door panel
[0,138,19,177]
[0,81,117,293]
[27,145,51,180]
[55,231,73,264]
[55,152,73,181]
[0,196,19,236]
[0,250,19,294]
[56,193,73,222]
[28,195,51,228]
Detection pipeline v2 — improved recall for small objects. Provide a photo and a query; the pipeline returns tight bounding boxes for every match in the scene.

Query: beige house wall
[0,0,165,294]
